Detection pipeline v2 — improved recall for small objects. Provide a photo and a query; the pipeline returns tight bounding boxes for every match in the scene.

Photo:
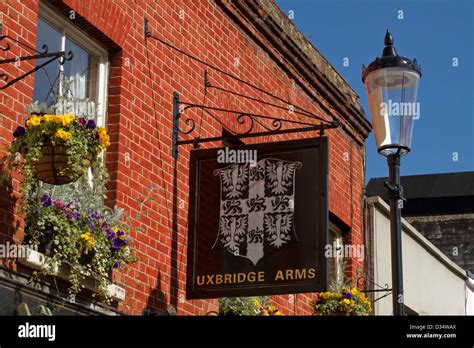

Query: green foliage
[26,193,136,304]
[4,113,108,193]
[218,296,269,316]
[311,281,372,316]
[2,88,135,305]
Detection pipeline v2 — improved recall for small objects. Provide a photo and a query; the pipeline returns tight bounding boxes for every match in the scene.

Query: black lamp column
[386,154,404,315]
[362,31,421,316]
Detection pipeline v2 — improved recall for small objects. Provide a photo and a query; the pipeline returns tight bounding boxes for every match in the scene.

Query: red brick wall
[0,0,367,315]
[0,0,39,263]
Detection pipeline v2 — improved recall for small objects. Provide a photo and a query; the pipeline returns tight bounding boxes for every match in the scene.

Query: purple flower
[40,194,52,207]
[113,260,121,269]
[90,212,99,219]
[111,238,126,251]
[89,221,96,229]
[345,292,352,299]
[71,212,79,220]
[13,126,26,138]
[85,119,96,129]
[78,117,86,125]
[106,230,116,241]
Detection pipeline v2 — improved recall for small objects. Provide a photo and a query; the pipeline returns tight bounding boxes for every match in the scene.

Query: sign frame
[186,137,329,299]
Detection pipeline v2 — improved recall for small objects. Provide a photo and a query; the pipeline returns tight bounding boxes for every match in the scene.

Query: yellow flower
[343,299,350,305]
[100,135,111,149]
[26,116,41,127]
[97,127,107,136]
[56,129,72,141]
[43,114,54,122]
[58,114,75,126]
[96,127,110,149]
[80,232,95,248]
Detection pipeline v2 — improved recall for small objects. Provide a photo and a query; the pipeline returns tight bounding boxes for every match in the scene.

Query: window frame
[38,2,109,128]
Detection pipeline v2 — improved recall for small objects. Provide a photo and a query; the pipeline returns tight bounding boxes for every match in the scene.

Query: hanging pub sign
[186,138,328,299]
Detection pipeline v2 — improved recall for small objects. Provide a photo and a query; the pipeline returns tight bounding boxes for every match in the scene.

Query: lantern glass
[364,67,420,156]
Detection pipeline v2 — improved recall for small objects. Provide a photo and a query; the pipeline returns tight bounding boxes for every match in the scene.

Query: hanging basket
[32,140,91,185]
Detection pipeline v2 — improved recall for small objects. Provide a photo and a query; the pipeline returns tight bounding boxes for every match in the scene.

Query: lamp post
[362,31,421,316]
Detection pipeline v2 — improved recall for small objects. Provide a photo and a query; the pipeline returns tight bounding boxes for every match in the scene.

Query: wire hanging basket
[32,140,91,185]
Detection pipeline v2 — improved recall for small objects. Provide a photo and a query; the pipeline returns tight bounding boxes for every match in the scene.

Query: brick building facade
[0,0,370,315]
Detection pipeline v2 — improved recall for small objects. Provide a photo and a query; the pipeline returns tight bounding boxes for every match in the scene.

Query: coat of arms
[213,158,302,265]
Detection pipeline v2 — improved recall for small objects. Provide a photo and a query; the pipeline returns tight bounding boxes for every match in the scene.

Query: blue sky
[276,0,474,181]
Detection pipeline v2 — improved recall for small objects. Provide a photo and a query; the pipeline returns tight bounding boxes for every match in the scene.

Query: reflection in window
[64,37,91,99]
[328,223,344,284]
[33,18,94,104]
[33,18,61,105]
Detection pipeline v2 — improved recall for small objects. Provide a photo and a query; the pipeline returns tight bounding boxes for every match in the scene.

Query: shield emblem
[213,158,302,265]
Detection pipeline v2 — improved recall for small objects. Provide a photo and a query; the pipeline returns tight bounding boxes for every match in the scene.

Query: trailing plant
[1,80,136,305]
[255,298,283,316]
[219,296,283,316]
[311,281,372,316]
[26,193,135,302]
[5,111,110,189]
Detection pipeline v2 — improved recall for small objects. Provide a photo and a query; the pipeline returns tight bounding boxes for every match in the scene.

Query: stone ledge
[16,247,126,302]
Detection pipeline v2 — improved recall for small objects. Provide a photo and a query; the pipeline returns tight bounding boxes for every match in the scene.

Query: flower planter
[17,247,126,302]
[32,140,91,185]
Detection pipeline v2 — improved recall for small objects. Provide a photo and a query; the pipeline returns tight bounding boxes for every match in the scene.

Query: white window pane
[64,38,90,99]
[33,18,62,105]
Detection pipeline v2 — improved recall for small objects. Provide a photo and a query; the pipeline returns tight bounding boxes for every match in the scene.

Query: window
[33,3,108,127]
[328,222,344,284]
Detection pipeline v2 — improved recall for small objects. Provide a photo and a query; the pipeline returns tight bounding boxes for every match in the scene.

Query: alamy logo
[324,242,365,262]
[380,99,420,119]
[18,322,56,341]
[0,242,37,258]
[217,147,257,167]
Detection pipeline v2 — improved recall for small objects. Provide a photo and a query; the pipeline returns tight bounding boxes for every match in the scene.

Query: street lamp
[362,30,422,316]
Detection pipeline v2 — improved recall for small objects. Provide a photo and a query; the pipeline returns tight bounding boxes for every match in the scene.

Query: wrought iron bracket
[172,91,340,159]
[144,18,340,159]
[357,276,392,303]
[0,25,73,90]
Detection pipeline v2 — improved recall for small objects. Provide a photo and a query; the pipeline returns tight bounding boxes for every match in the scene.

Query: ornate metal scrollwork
[357,276,392,303]
[172,91,339,159]
[59,51,74,66]
[0,40,10,51]
[236,113,254,135]
[144,18,340,159]
[0,31,73,90]
[178,117,196,135]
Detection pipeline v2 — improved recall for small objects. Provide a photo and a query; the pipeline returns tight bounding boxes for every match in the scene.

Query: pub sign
[186,138,328,298]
